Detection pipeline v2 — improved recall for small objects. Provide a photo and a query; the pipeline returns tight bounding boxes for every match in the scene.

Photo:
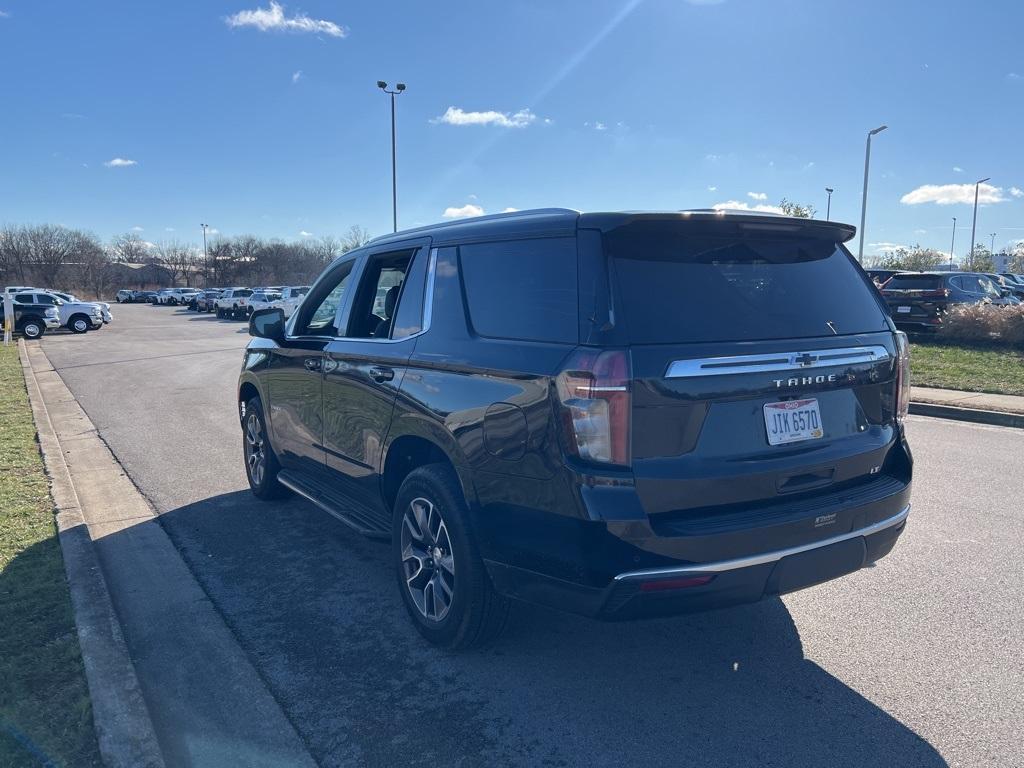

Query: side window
[459,238,578,344]
[949,276,963,290]
[296,259,356,336]
[343,249,417,339]
[14,293,33,305]
[36,295,56,305]
[391,249,431,340]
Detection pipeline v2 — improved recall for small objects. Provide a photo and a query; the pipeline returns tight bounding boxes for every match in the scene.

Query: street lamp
[200,223,210,286]
[949,217,956,270]
[825,187,834,221]
[377,80,406,233]
[857,125,888,264]
[968,177,990,271]
[990,232,997,259]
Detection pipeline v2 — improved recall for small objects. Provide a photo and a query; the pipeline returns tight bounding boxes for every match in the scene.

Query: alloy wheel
[244,412,266,486]
[73,318,88,333]
[401,497,456,622]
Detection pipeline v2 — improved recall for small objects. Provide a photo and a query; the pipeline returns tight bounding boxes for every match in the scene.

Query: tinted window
[459,238,578,343]
[886,275,944,290]
[345,250,415,339]
[604,223,888,344]
[14,293,34,304]
[234,289,253,298]
[391,249,430,340]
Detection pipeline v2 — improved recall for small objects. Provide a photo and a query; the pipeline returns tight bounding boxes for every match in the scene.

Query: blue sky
[1,0,1022,261]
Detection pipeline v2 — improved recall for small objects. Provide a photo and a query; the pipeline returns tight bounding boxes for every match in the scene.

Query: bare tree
[157,240,201,286]
[76,237,113,299]
[0,225,30,284]
[339,225,371,254]
[109,232,150,263]
[23,224,83,287]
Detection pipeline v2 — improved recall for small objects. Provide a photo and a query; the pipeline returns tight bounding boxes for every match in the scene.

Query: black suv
[880,271,1005,332]
[239,209,913,648]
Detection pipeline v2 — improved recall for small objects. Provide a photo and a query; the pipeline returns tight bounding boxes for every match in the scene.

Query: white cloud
[1008,73,1021,80]
[914,229,928,235]
[0,10,9,18]
[953,166,963,173]
[292,70,302,83]
[868,242,908,253]
[712,200,785,215]
[705,153,721,162]
[104,157,137,167]
[585,121,608,131]
[299,230,313,237]
[747,191,768,201]
[1011,187,1024,198]
[501,207,519,213]
[165,227,175,232]
[442,204,485,219]
[131,226,144,232]
[707,185,717,192]
[432,107,536,128]
[225,2,345,38]
[900,183,1006,205]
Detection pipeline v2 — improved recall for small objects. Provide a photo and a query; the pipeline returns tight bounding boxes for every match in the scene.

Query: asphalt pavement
[40,303,1024,767]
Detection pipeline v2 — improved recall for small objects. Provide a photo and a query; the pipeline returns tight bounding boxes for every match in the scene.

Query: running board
[276,470,390,539]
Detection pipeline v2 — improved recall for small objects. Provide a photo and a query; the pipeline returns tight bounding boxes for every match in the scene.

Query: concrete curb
[18,340,166,768]
[909,401,1024,429]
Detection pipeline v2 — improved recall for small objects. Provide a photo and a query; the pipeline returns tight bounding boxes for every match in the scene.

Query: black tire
[393,464,510,649]
[242,397,287,499]
[18,319,45,340]
[68,314,91,334]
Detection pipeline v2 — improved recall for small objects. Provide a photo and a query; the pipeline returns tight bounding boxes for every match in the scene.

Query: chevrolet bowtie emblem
[792,353,818,367]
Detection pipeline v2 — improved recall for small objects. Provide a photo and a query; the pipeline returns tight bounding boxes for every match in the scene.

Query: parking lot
[38,302,1024,767]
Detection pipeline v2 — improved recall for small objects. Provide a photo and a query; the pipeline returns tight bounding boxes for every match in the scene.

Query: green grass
[0,344,102,768]
[910,341,1024,397]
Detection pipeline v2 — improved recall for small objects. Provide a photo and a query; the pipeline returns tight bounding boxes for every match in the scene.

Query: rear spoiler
[579,211,857,243]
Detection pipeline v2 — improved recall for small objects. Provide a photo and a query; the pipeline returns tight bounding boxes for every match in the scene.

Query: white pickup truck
[214,288,253,320]
[274,285,310,318]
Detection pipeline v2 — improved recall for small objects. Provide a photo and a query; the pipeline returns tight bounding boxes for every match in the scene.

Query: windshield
[884,275,943,290]
[604,223,888,343]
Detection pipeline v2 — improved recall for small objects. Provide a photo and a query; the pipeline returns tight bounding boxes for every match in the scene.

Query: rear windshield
[604,224,888,344]
[884,275,943,290]
[234,289,253,297]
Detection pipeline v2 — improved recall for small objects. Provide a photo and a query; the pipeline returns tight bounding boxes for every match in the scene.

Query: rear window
[884,275,943,290]
[234,289,253,297]
[460,238,578,343]
[604,223,888,344]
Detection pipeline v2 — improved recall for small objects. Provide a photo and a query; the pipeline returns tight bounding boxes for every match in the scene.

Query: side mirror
[249,307,286,341]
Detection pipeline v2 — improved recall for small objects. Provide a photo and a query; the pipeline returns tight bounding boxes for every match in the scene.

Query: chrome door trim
[665,345,891,378]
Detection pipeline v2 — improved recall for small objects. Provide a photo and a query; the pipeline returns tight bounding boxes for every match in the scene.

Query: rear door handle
[368,366,394,382]
[304,357,321,372]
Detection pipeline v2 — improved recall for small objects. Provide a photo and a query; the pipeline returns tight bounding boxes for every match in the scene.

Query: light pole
[968,177,990,271]
[377,80,406,233]
[200,223,210,286]
[825,187,834,221]
[857,125,888,264]
[949,217,956,270]
[990,232,997,260]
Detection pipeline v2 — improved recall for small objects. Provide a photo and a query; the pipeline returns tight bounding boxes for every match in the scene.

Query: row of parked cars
[866,270,1024,333]
[116,285,311,320]
[2,285,113,338]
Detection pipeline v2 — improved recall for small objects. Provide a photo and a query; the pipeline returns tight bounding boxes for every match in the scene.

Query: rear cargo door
[603,220,901,519]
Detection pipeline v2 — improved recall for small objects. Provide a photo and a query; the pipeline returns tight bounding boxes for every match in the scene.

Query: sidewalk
[911,385,1024,428]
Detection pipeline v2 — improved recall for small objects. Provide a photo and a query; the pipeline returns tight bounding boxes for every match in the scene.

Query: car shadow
[93,490,947,768]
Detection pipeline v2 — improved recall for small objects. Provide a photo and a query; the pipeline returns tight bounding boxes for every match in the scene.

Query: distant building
[993,252,1011,273]
[104,262,176,290]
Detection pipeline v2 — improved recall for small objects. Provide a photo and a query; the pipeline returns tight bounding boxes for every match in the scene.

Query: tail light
[556,349,631,466]
[894,331,910,423]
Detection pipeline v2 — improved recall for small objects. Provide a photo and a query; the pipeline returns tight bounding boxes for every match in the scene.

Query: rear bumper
[487,504,909,619]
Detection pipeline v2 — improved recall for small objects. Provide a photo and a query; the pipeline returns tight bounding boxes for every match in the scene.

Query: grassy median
[0,343,101,767]
[911,342,1024,397]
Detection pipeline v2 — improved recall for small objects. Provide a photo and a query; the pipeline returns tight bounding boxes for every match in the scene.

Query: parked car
[1,293,60,338]
[246,290,281,316]
[116,289,133,303]
[13,290,103,333]
[239,208,913,649]
[132,290,158,304]
[986,274,1024,301]
[864,269,903,287]
[153,289,175,304]
[274,285,310,318]
[45,290,113,324]
[880,271,1004,332]
[195,290,223,313]
[214,288,253,319]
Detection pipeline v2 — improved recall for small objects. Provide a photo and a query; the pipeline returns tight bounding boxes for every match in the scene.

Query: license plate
[896,305,912,313]
[763,399,824,446]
